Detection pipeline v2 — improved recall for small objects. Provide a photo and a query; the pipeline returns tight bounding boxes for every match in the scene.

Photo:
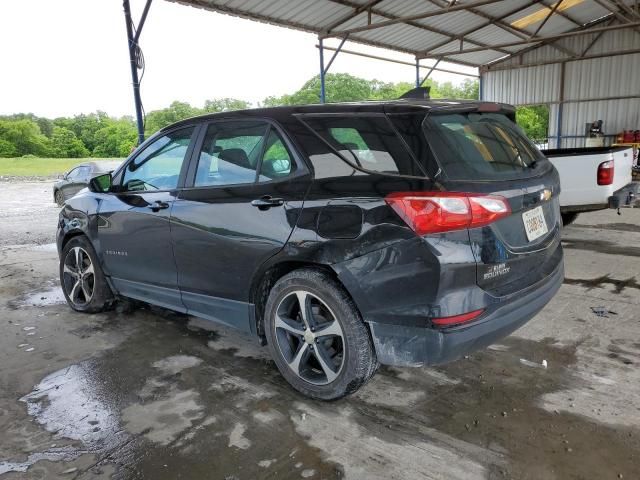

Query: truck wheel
[561,212,579,226]
[60,236,113,313]
[264,268,378,400]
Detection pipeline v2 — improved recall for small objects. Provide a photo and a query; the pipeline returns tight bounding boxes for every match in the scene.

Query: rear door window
[424,112,546,181]
[297,115,426,178]
[194,122,268,187]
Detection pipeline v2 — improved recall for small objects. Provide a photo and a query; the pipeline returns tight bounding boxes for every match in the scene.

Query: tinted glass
[299,115,425,178]
[194,122,268,187]
[66,167,82,180]
[424,113,546,181]
[122,127,194,191]
[258,129,294,181]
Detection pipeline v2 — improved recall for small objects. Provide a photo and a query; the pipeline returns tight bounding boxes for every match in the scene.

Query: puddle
[0,447,81,475]
[19,285,66,307]
[29,243,58,253]
[21,363,124,449]
[0,362,131,475]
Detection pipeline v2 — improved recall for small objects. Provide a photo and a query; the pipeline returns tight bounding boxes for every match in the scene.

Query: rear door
[97,126,197,310]
[423,111,562,296]
[171,119,311,331]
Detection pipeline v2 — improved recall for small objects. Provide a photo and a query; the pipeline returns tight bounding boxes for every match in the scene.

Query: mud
[573,222,640,233]
[562,237,640,258]
[564,275,640,293]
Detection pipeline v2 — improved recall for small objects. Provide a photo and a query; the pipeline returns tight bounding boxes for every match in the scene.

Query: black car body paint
[57,99,563,367]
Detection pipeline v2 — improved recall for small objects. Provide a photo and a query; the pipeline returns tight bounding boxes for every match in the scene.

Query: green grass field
[0,158,124,177]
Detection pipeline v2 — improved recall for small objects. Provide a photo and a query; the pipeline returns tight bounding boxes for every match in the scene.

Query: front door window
[122,127,195,191]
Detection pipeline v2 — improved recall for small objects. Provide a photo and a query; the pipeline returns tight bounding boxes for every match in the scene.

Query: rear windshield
[297,115,426,178]
[424,112,545,181]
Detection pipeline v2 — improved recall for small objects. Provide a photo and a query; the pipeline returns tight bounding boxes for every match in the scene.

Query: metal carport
[123,0,640,147]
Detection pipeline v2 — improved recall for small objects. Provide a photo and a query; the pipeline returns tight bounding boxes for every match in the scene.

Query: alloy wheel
[274,290,345,385]
[62,247,95,307]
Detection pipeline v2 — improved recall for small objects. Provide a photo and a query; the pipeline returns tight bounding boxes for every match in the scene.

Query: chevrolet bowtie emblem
[540,189,552,202]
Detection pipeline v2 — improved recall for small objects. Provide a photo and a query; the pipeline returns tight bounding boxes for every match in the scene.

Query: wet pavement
[1,182,639,479]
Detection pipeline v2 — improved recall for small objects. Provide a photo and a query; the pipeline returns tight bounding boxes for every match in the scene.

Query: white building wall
[482,28,640,148]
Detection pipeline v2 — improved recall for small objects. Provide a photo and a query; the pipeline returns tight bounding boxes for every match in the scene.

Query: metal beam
[322,0,384,34]
[421,0,543,55]
[483,46,640,71]
[531,0,565,38]
[133,0,153,44]
[323,0,505,38]
[315,45,480,78]
[611,0,640,20]
[539,0,583,27]
[123,0,146,145]
[592,0,635,23]
[324,0,514,57]
[418,20,640,59]
[323,36,348,74]
[514,94,640,106]
[419,59,441,86]
[422,1,578,60]
[484,13,615,66]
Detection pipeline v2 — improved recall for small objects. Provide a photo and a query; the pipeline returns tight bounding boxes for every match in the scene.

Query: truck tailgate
[542,146,633,208]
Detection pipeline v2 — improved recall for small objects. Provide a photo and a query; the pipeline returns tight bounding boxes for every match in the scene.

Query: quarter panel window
[298,115,425,178]
[122,127,194,192]
[258,129,294,181]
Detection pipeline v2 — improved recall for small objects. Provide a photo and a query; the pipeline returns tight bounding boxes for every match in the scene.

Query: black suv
[57,99,563,400]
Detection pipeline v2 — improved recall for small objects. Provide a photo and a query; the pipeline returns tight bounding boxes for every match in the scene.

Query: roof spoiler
[399,86,431,100]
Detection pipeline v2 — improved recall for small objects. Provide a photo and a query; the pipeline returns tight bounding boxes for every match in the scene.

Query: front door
[171,120,311,331]
[97,126,197,310]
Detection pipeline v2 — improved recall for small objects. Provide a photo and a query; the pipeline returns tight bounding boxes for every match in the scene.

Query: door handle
[251,196,284,210]
[148,200,170,212]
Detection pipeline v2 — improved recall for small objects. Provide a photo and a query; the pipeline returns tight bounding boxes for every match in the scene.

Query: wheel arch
[250,260,359,342]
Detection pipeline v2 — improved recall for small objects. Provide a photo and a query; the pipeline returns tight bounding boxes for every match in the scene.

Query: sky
[0,0,477,119]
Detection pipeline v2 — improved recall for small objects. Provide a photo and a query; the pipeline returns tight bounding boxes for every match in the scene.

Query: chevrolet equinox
[57,97,564,400]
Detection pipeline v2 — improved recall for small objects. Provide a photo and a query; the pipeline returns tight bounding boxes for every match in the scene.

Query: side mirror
[88,173,112,193]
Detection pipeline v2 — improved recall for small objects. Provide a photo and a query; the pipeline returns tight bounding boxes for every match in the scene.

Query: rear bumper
[608,181,639,208]
[368,260,564,367]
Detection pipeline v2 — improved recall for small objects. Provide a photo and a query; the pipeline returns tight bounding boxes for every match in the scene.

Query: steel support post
[123,0,147,145]
[319,38,326,104]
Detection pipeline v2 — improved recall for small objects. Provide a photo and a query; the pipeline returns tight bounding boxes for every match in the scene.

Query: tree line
[0,73,547,158]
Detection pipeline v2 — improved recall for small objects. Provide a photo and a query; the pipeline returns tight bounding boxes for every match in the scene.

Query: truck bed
[541,146,634,212]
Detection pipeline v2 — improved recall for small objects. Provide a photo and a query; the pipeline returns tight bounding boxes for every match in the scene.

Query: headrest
[219,148,250,169]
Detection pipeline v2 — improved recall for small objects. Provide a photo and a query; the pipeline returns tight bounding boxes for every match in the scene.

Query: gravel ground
[0,181,639,480]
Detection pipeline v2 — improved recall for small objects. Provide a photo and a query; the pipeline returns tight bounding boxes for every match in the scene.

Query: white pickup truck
[541,146,638,225]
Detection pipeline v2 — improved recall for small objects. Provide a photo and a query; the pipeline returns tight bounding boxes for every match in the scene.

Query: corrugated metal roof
[167,0,640,67]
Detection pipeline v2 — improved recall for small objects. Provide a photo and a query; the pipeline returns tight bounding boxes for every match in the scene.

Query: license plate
[522,206,548,242]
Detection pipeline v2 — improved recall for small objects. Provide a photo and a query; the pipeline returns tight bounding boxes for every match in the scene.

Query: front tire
[54,190,65,207]
[264,268,378,400]
[60,236,113,313]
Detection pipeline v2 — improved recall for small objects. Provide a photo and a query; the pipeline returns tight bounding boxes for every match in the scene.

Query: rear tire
[264,268,378,400]
[54,190,65,206]
[60,236,113,313]
[561,212,579,226]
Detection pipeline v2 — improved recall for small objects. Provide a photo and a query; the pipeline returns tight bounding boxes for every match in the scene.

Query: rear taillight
[432,309,485,327]
[385,192,511,235]
[597,160,614,185]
